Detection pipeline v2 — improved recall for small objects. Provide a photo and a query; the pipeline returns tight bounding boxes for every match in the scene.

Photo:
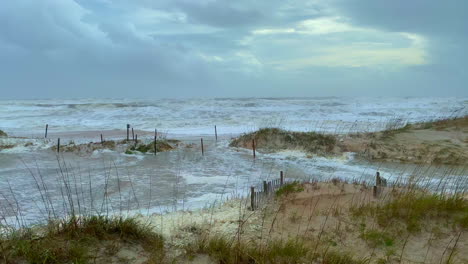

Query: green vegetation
[380,124,412,139]
[351,192,468,233]
[0,216,164,264]
[54,140,117,153]
[101,140,116,149]
[275,182,304,197]
[230,128,337,155]
[360,229,395,248]
[185,235,367,264]
[0,129,7,137]
[322,251,369,264]
[0,144,15,151]
[413,116,468,131]
[127,139,177,154]
[378,116,467,138]
[51,138,179,155]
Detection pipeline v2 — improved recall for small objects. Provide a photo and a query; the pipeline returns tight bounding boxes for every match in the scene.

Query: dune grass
[351,191,468,233]
[184,235,368,264]
[229,127,337,154]
[0,216,164,264]
[127,139,176,154]
[49,138,178,155]
[275,181,304,197]
[51,140,118,153]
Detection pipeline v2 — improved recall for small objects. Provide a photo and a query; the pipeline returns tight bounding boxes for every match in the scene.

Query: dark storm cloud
[0,0,223,98]
[0,0,466,99]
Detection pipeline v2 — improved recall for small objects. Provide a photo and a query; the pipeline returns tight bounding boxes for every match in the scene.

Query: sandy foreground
[127,181,468,263]
[2,176,466,263]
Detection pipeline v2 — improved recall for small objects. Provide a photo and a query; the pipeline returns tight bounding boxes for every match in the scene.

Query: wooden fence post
[280,171,284,186]
[250,186,255,210]
[263,181,268,195]
[201,138,204,156]
[252,139,256,159]
[100,134,103,144]
[135,134,138,147]
[215,125,218,141]
[154,129,157,155]
[373,186,378,198]
[45,124,48,138]
[126,124,130,141]
[132,128,135,141]
[57,138,60,153]
[376,171,381,195]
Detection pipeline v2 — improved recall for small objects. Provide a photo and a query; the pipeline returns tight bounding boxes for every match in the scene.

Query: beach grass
[229,127,337,154]
[0,216,164,263]
[229,116,468,165]
[351,191,468,233]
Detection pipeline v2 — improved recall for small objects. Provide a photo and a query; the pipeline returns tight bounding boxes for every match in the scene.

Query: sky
[0,0,467,99]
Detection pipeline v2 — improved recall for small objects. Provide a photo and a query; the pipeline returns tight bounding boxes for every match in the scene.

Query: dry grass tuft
[230,128,337,155]
[351,192,468,233]
[0,216,165,264]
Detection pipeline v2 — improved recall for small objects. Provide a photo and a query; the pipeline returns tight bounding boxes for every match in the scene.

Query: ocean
[0,97,467,226]
[1,97,466,136]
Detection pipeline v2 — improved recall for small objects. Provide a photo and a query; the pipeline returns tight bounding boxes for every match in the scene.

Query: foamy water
[0,97,467,227]
[1,97,466,136]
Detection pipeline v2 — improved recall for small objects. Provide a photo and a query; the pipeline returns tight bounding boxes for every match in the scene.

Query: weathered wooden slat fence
[250,171,285,210]
[373,171,388,197]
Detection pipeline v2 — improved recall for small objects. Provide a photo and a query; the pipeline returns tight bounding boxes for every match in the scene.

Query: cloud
[252,16,362,36]
[0,0,111,52]
[297,17,357,35]
[252,28,296,35]
[249,17,428,69]
[333,0,468,37]
[0,0,466,98]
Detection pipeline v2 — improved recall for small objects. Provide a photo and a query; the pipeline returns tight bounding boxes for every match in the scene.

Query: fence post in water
[263,181,268,195]
[250,186,255,210]
[45,124,48,138]
[100,134,103,144]
[57,138,60,153]
[201,138,204,156]
[154,129,157,155]
[376,171,382,195]
[126,124,130,141]
[252,139,256,159]
[280,171,284,186]
[135,134,138,147]
[215,125,218,141]
[132,128,135,141]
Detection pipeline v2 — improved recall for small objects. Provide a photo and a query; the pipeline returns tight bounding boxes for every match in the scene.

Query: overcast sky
[1,0,467,99]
